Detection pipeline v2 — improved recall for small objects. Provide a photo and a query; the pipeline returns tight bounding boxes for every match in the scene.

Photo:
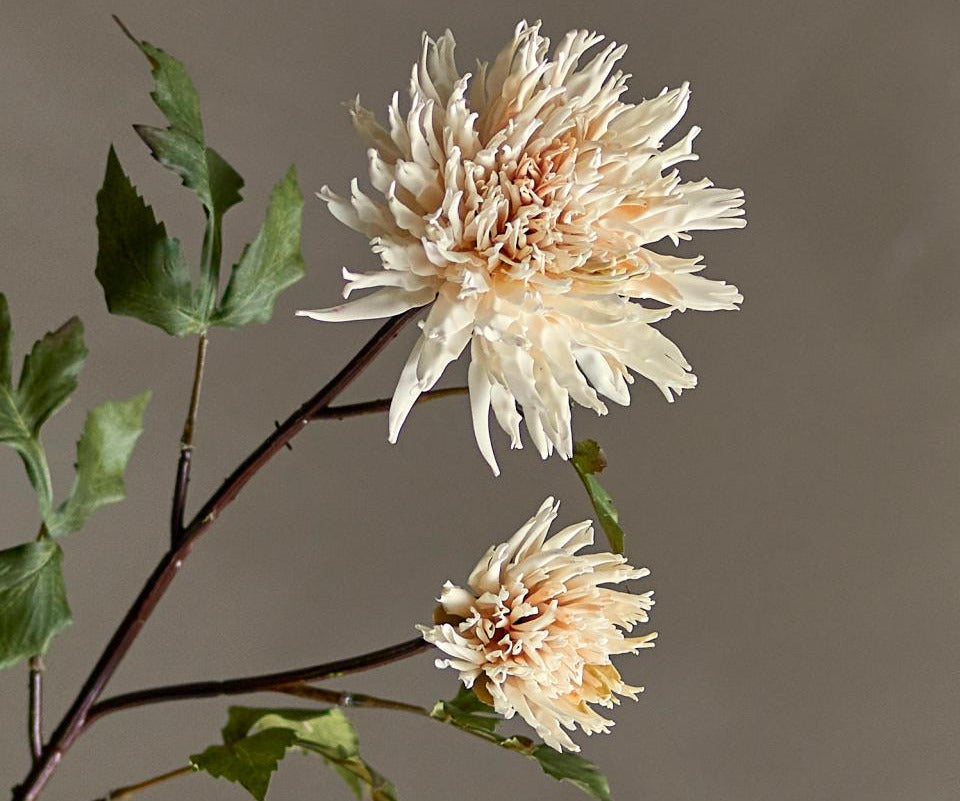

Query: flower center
[436,129,607,287]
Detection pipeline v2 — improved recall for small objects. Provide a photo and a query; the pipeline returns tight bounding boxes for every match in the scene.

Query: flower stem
[312,385,467,420]
[84,637,430,727]
[28,657,43,762]
[280,684,430,717]
[13,311,418,801]
[171,333,208,545]
[91,765,194,801]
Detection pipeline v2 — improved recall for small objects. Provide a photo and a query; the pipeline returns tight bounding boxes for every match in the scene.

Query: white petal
[387,337,426,442]
[297,286,435,322]
[468,357,499,475]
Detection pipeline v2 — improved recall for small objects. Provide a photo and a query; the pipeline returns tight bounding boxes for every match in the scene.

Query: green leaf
[194,707,396,801]
[95,147,206,336]
[430,685,501,737]
[14,315,87,437]
[117,18,244,219]
[571,439,626,554]
[212,167,305,327]
[191,728,296,801]
[134,127,243,221]
[433,687,612,801]
[48,392,150,537]
[0,541,71,669]
[531,746,612,801]
[0,295,87,513]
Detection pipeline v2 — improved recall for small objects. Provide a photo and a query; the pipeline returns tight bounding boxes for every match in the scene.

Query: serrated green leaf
[48,392,150,537]
[202,707,395,801]
[571,439,626,554]
[95,147,205,336]
[16,316,86,437]
[133,127,244,220]
[0,541,71,669]
[532,746,613,801]
[191,728,296,801]
[0,296,86,513]
[212,167,305,327]
[130,32,204,142]
[118,20,244,220]
[434,687,613,800]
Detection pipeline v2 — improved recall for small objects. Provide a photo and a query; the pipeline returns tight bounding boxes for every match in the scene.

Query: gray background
[1,1,958,800]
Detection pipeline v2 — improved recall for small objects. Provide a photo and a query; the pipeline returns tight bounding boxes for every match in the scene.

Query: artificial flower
[418,497,656,751]
[300,21,745,473]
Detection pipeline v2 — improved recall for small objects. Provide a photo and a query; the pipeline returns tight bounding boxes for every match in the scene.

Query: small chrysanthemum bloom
[299,21,745,474]
[417,498,656,752]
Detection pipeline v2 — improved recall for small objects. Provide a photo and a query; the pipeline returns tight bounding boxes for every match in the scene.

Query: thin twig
[312,385,468,420]
[85,637,430,727]
[91,765,194,801]
[14,311,418,801]
[171,333,208,545]
[28,657,43,762]
[280,684,430,716]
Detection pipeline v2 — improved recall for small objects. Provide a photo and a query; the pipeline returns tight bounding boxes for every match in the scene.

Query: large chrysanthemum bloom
[299,21,745,474]
[417,498,656,752]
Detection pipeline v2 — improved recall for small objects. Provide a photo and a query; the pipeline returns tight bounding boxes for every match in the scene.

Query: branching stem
[91,765,194,801]
[13,311,418,801]
[313,385,467,420]
[84,637,430,727]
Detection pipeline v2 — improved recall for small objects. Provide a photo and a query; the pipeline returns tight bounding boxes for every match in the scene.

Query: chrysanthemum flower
[417,498,656,752]
[299,21,745,474]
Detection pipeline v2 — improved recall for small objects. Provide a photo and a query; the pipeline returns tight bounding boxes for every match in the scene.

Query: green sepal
[47,392,151,537]
[432,686,612,801]
[571,439,626,554]
[212,167,305,328]
[193,707,396,801]
[0,541,71,669]
[95,147,206,336]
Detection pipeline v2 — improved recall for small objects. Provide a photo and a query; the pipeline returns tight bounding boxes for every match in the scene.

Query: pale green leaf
[200,706,396,801]
[571,439,626,554]
[191,728,296,801]
[212,167,305,327]
[95,147,205,336]
[0,541,70,669]
[49,392,151,537]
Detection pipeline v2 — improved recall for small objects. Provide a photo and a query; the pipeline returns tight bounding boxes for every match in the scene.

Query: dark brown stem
[28,657,43,762]
[91,765,194,801]
[84,637,429,727]
[14,311,418,801]
[312,385,468,420]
